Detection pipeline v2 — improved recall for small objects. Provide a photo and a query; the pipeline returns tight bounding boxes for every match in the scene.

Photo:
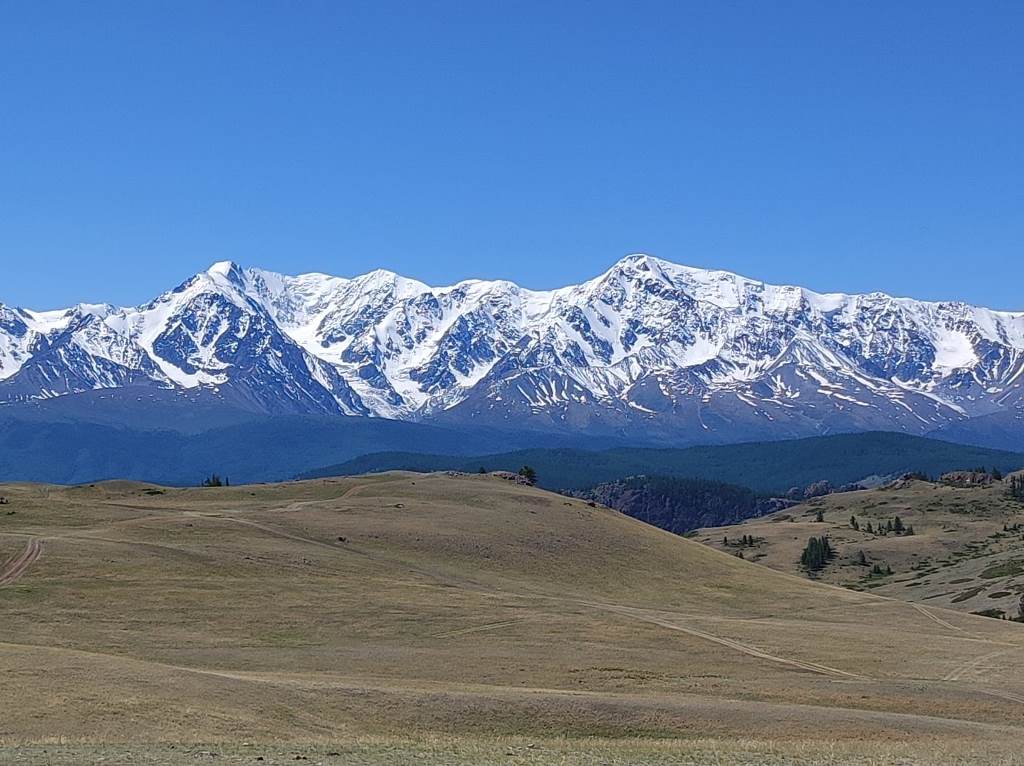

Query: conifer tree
[517,466,538,485]
[800,536,834,572]
[1009,475,1024,501]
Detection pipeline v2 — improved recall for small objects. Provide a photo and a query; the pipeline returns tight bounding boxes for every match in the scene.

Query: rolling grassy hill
[2,472,1024,763]
[297,432,1024,493]
[695,472,1024,619]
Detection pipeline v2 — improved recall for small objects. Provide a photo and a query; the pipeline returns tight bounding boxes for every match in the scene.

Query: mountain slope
[2,255,1023,445]
[694,473,1024,619]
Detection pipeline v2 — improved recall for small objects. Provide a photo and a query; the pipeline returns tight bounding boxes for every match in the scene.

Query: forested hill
[297,432,1024,494]
[571,476,789,535]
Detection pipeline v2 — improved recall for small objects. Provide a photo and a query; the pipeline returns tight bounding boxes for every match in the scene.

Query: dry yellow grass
[2,472,1024,763]
[696,475,1024,616]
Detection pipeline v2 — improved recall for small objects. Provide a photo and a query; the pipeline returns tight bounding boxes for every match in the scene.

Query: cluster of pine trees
[850,515,913,536]
[878,515,913,536]
[723,534,760,547]
[852,549,892,575]
[517,466,537,484]
[800,536,834,572]
[1009,475,1024,501]
[201,474,228,487]
[903,471,933,481]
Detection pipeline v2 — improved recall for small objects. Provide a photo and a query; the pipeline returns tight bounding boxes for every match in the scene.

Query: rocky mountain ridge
[2,255,1022,444]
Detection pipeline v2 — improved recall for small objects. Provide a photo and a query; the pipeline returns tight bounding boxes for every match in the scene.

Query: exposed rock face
[940,471,995,487]
[489,471,535,486]
[571,475,792,535]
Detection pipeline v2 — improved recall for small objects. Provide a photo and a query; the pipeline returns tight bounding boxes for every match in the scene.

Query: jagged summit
[1,255,1022,444]
[206,259,240,277]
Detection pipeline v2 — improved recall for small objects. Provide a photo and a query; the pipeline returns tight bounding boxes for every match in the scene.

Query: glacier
[1,254,1022,444]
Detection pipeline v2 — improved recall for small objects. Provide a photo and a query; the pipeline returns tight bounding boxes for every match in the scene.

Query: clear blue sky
[2,1,1022,310]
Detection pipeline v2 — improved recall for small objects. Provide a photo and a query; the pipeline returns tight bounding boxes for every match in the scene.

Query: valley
[2,471,1024,763]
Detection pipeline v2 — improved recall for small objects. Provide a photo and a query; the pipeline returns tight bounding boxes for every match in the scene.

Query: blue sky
[2,1,1022,310]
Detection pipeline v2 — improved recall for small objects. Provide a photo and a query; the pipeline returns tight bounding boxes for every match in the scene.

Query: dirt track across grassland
[0,538,41,587]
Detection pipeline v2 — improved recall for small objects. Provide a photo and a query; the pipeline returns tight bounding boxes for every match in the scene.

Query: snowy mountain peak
[206,259,240,277]
[201,260,250,292]
[1,255,1022,444]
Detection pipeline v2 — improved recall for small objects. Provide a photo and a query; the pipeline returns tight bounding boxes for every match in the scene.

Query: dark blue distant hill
[296,432,1024,494]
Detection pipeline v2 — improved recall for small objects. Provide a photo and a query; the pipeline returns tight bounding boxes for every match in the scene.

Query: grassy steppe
[2,472,1024,763]
[698,475,1024,617]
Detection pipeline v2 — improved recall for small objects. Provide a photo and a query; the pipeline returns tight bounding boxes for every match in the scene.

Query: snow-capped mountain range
[2,255,1023,444]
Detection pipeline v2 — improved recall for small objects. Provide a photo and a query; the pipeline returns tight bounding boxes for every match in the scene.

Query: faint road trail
[594,603,869,680]
[943,649,1013,682]
[911,603,970,635]
[0,539,42,587]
